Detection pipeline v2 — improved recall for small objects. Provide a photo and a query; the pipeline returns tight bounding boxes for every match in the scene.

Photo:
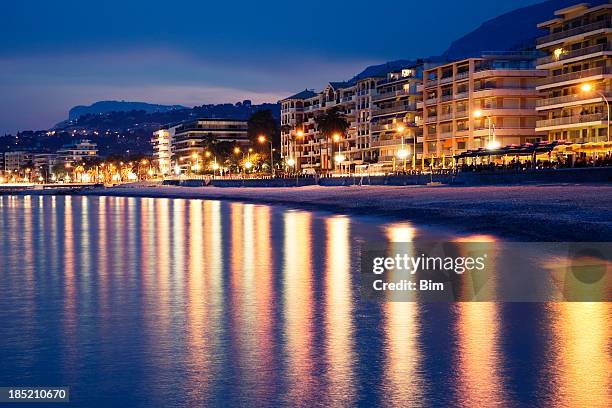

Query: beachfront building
[535,2,612,162]
[56,139,98,164]
[420,53,545,166]
[33,153,58,179]
[370,67,423,170]
[280,67,425,173]
[152,124,179,175]
[171,119,249,172]
[3,151,33,173]
[280,89,316,170]
[282,82,358,173]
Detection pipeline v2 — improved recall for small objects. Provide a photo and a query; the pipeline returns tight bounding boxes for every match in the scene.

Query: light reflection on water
[0,195,609,407]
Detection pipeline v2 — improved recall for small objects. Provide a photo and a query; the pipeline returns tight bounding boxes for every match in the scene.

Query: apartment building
[3,151,33,173]
[535,2,612,155]
[284,82,358,172]
[420,53,545,165]
[280,89,316,166]
[280,67,423,173]
[171,119,249,171]
[370,67,422,169]
[56,139,98,163]
[33,153,58,177]
[152,123,179,175]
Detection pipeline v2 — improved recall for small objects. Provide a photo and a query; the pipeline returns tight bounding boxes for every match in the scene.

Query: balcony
[425,115,438,123]
[536,113,607,129]
[372,104,417,116]
[370,122,416,132]
[371,139,406,148]
[536,92,612,109]
[371,89,414,102]
[537,66,612,87]
[454,92,469,100]
[537,43,610,66]
[438,113,453,121]
[425,79,438,88]
[537,20,612,47]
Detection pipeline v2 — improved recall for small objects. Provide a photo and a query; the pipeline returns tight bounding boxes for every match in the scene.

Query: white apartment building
[170,119,249,171]
[152,124,179,175]
[56,139,98,163]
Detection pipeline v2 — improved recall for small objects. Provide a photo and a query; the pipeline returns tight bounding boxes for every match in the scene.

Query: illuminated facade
[56,139,98,163]
[280,65,424,172]
[170,119,249,171]
[371,67,422,169]
[535,2,612,147]
[152,124,178,175]
[420,54,545,165]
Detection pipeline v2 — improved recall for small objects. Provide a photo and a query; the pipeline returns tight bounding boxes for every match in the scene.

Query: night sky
[1,0,544,133]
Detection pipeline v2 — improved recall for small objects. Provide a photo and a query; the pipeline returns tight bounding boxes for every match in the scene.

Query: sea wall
[163,167,612,188]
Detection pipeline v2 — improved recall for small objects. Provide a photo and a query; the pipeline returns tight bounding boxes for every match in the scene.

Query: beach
[79,182,612,241]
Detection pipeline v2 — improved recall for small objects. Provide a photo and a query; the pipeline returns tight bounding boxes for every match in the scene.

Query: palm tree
[314,107,350,171]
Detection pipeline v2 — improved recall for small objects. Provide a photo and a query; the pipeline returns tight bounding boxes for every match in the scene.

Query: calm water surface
[0,195,610,407]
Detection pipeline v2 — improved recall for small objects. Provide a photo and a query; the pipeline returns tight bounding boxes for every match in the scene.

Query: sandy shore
[78,183,612,241]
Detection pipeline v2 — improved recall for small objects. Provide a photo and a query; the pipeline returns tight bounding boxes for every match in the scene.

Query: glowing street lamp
[581,83,610,142]
[334,154,345,163]
[244,161,253,170]
[258,135,274,177]
[473,109,498,149]
[287,158,296,167]
[396,124,411,170]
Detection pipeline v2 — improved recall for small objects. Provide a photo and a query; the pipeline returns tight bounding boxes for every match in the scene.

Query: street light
[473,109,498,150]
[396,125,410,170]
[258,135,274,177]
[581,83,610,142]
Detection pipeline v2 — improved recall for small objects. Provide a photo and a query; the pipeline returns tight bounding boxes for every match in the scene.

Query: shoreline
[69,183,612,242]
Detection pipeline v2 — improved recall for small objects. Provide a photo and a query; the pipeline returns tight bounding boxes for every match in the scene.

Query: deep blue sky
[0,0,544,133]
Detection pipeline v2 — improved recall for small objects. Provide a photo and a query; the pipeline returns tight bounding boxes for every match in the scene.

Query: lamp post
[581,83,610,142]
[474,110,500,151]
[293,129,304,174]
[331,133,341,173]
[258,135,274,177]
[396,125,409,171]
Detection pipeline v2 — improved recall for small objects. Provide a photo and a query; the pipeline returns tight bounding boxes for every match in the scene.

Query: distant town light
[234,147,241,154]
